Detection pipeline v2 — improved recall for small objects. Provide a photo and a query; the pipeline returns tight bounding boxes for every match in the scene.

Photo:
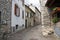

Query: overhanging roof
[25,5,35,14]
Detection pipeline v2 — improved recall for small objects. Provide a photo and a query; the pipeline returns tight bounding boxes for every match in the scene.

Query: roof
[35,7,41,14]
[25,5,35,14]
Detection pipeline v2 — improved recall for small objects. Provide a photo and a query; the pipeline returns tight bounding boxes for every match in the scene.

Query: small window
[27,12,29,17]
[30,12,33,18]
[14,4,20,17]
[22,11,24,19]
[16,25,18,29]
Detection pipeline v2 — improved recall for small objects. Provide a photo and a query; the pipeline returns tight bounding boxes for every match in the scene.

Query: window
[14,4,20,17]
[16,25,18,29]
[27,12,29,17]
[22,11,24,19]
[30,12,33,18]
[22,0,24,5]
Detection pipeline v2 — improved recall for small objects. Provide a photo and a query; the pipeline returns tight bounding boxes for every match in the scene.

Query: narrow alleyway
[8,25,58,40]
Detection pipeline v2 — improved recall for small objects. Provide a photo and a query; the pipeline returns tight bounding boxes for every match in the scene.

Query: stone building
[39,0,55,36]
[35,7,41,25]
[29,5,41,25]
[25,5,35,28]
[0,0,25,33]
[39,0,51,27]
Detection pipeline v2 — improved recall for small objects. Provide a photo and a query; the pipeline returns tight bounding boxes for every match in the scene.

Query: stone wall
[39,0,51,27]
[0,0,12,32]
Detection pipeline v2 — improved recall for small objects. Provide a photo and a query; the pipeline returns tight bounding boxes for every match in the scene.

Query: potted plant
[52,17,59,24]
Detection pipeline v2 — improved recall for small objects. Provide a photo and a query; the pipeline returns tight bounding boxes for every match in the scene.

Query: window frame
[14,4,20,17]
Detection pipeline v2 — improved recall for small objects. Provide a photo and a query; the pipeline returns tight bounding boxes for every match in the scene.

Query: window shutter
[14,4,20,17]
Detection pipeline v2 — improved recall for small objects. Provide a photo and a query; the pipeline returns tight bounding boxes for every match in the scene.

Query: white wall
[11,0,25,31]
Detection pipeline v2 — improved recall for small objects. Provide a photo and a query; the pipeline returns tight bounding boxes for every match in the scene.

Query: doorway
[25,20,27,28]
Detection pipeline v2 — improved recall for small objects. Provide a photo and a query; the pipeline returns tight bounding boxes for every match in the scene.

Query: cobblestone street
[8,25,58,40]
[0,0,60,40]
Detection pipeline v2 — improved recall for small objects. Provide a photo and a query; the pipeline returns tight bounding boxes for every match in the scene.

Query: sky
[25,0,47,11]
[25,0,40,8]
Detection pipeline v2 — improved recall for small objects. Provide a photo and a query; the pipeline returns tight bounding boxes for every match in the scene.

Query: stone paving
[54,22,60,38]
[8,25,58,40]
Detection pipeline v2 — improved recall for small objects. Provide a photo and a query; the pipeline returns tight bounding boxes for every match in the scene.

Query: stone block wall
[0,0,12,33]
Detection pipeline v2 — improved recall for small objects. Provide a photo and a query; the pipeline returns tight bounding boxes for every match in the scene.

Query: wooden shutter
[14,4,20,17]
